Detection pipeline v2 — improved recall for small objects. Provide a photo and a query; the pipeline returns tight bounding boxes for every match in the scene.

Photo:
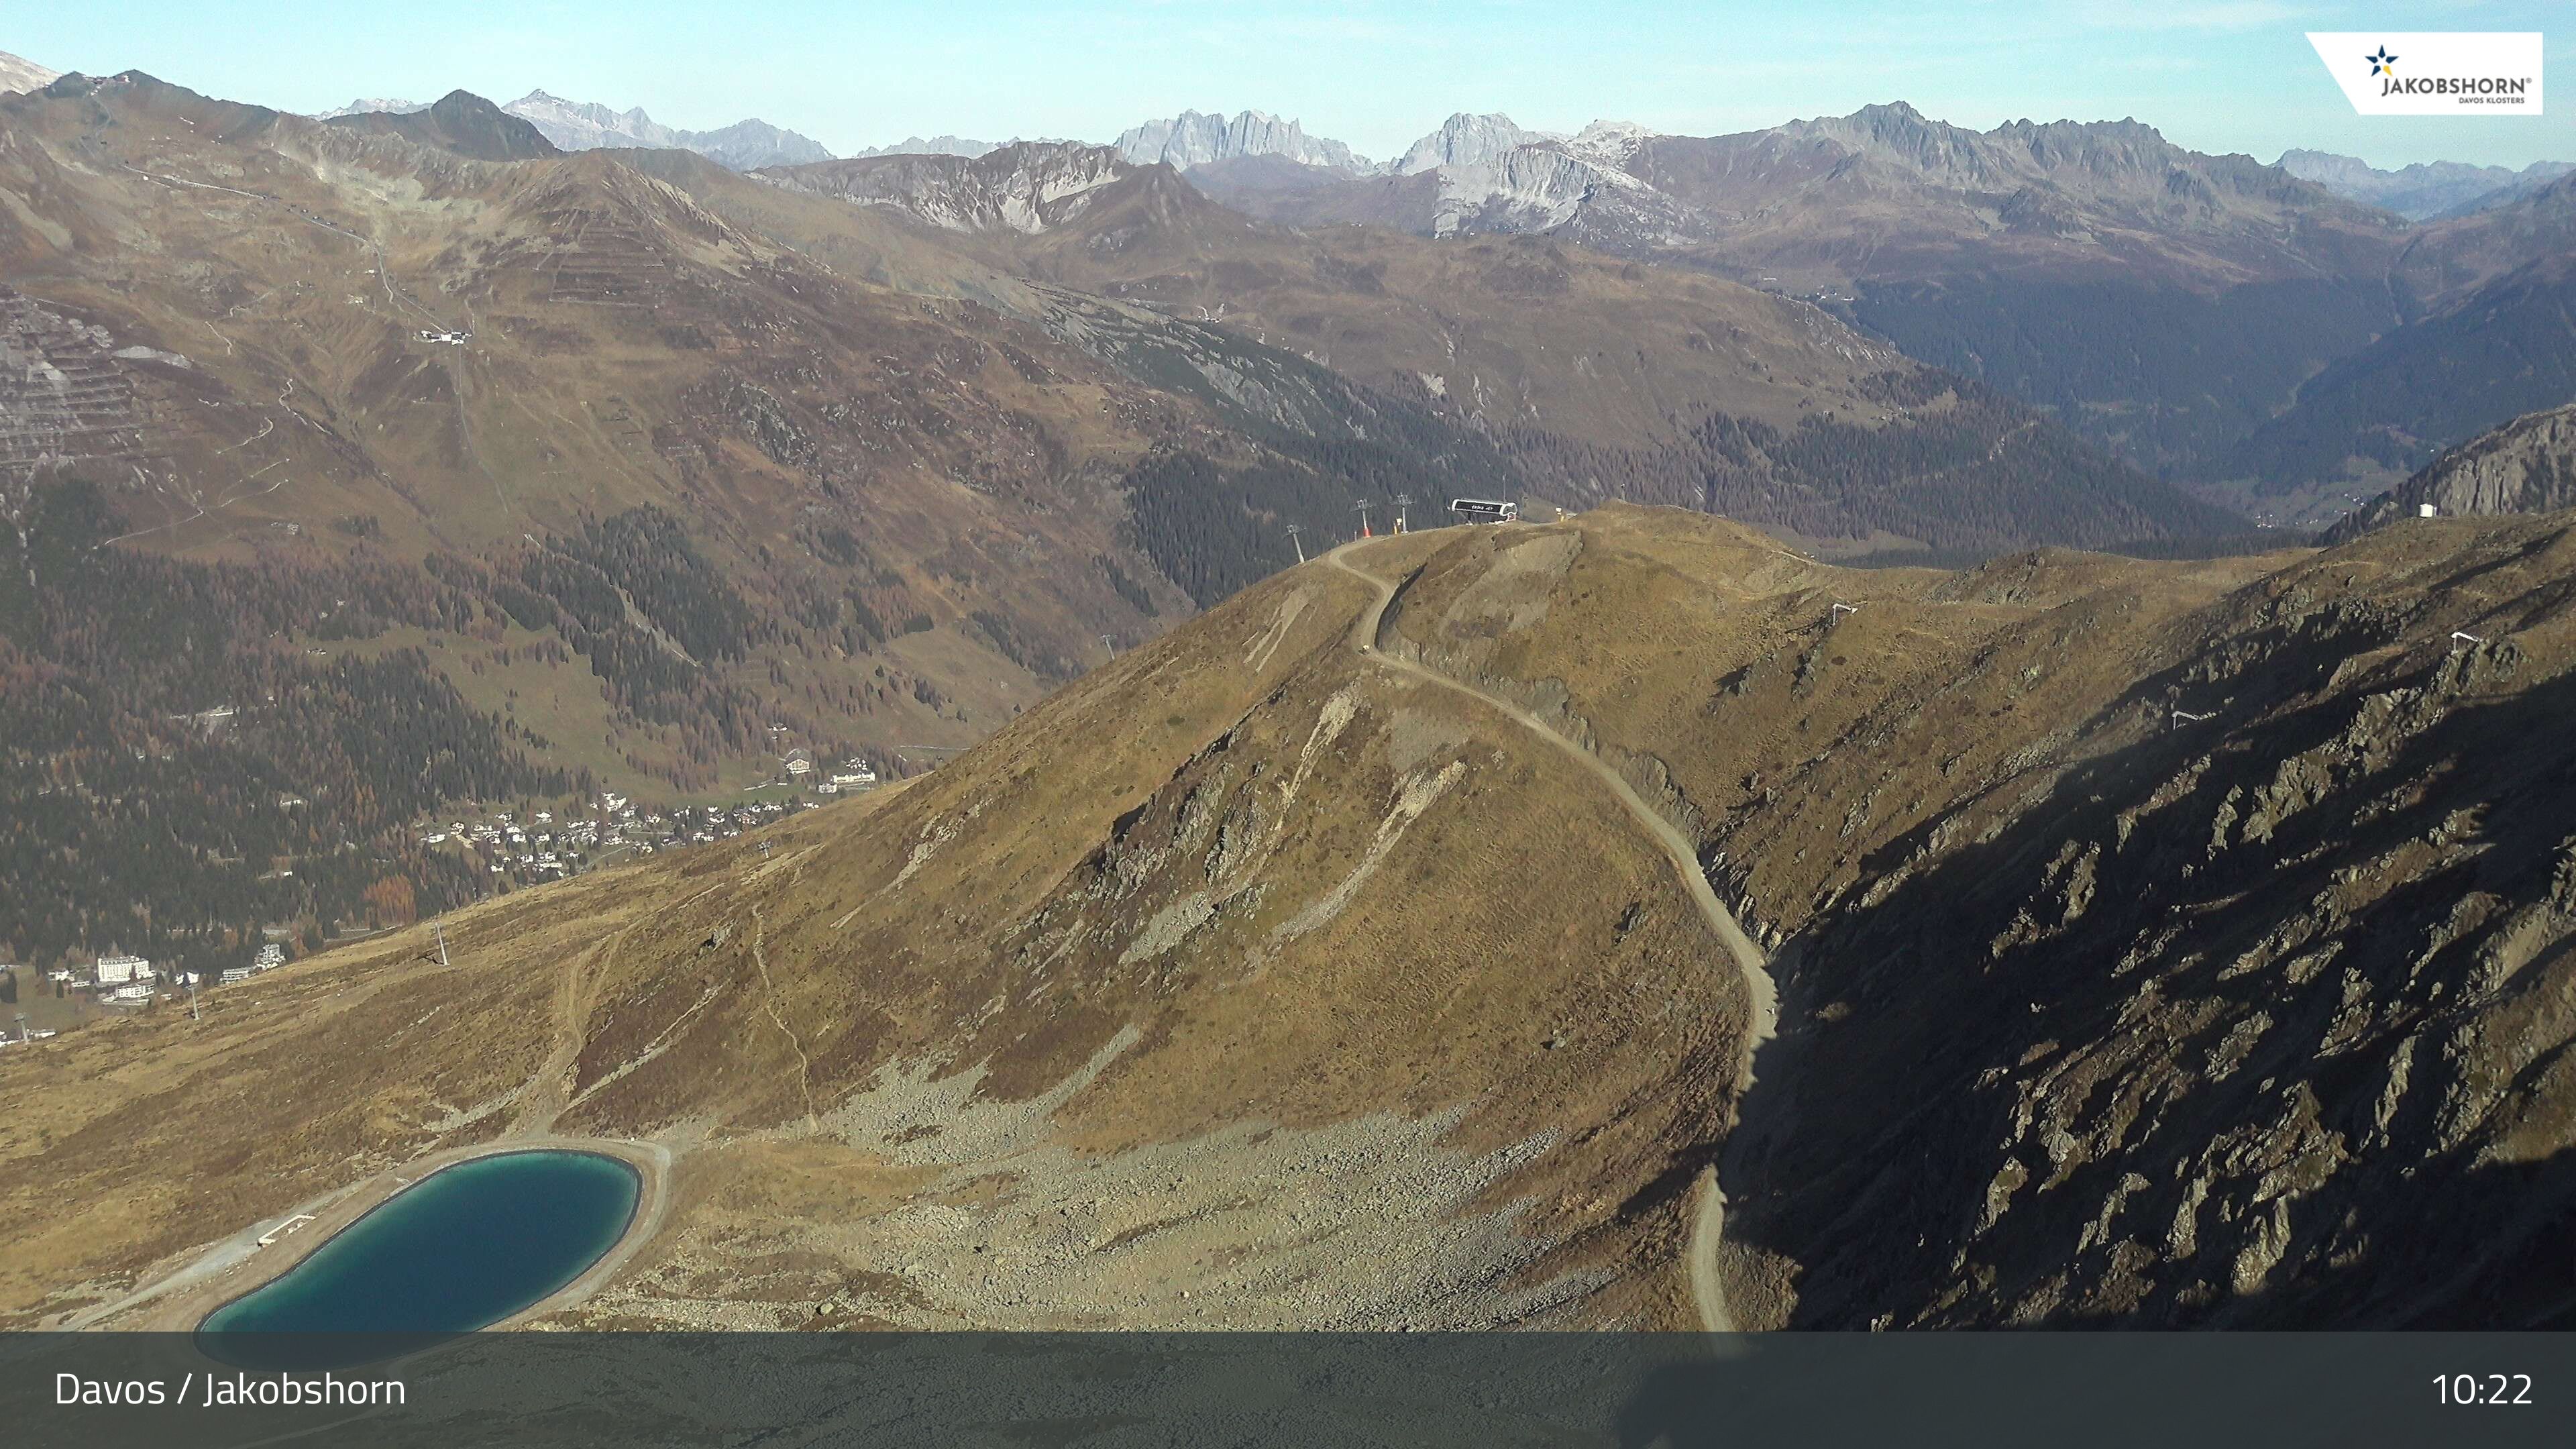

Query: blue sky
[16,1,2570,168]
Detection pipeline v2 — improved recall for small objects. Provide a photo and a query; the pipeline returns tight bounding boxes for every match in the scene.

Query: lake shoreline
[83,1134,672,1334]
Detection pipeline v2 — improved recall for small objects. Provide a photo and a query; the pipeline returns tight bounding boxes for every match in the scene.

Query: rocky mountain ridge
[2325,402,2576,541]
[1116,109,1373,174]
[851,133,999,159]
[499,89,835,169]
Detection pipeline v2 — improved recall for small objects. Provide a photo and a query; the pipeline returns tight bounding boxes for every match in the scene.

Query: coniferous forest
[1,479,571,977]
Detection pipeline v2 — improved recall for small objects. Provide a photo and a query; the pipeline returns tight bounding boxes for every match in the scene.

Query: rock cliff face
[2326,403,2576,541]
[758,142,1131,234]
[1397,112,1551,174]
[1116,109,1372,174]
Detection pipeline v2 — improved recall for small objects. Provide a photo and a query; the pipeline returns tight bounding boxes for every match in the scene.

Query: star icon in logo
[2367,46,2398,77]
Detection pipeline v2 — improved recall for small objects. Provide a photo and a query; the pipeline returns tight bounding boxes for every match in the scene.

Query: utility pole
[1101,634,1116,658]
[1393,494,1413,534]
[1352,498,1373,539]
[12,1012,28,1045]
[433,920,451,967]
[1286,523,1305,564]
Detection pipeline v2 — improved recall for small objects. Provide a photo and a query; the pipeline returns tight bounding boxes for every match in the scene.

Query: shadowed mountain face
[323,90,563,162]
[2282,148,2575,222]
[2325,402,2576,542]
[13,503,2576,1333]
[502,90,835,170]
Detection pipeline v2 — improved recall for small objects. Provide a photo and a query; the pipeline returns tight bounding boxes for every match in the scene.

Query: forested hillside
[0,479,571,977]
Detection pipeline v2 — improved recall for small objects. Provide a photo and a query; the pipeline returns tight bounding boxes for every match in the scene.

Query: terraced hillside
[11,501,2576,1331]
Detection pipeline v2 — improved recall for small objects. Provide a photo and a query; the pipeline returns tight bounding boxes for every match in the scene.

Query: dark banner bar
[5,1331,2571,1447]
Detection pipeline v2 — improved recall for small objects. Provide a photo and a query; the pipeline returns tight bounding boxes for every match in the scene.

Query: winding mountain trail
[1326,537,1778,1332]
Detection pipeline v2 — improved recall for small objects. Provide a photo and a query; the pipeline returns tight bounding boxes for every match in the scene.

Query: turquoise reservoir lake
[199,1149,639,1365]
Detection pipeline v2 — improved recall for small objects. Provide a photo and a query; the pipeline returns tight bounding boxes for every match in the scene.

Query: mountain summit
[1114,109,1375,174]
[322,89,561,161]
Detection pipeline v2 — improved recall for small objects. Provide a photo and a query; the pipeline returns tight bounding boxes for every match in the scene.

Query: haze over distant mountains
[278,79,2576,233]
[2279,148,2576,221]
[315,88,833,170]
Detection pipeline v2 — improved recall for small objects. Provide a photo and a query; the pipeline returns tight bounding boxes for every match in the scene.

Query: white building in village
[94,953,153,986]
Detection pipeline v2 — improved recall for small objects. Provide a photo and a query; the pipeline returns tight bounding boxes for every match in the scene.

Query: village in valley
[0,745,881,1054]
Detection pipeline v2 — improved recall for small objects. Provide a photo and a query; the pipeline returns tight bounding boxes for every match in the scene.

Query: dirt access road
[1327,537,1778,1332]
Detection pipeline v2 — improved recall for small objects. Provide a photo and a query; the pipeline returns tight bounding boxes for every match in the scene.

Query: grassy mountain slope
[14,502,2576,1332]
[0,76,1529,972]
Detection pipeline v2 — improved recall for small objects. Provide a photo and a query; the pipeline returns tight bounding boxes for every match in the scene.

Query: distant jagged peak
[319,89,561,162]
[1114,108,1375,174]
[853,135,999,160]
[0,50,60,96]
[2279,147,2576,221]
[1778,100,2008,181]
[499,88,833,170]
[1396,112,1552,175]
[315,97,429,119]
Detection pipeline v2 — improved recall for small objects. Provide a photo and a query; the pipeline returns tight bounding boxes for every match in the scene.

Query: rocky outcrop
[758,142,1130,233]
[1395,112,1549,175]
[2326,402,2576,541]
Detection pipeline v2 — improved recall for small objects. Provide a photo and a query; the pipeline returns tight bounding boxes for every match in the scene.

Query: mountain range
[2280,148,2576,221]
[773,103,2576,528]
[3,62,2574,1015]
[317,88,835,170]
[0,51,62,95]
